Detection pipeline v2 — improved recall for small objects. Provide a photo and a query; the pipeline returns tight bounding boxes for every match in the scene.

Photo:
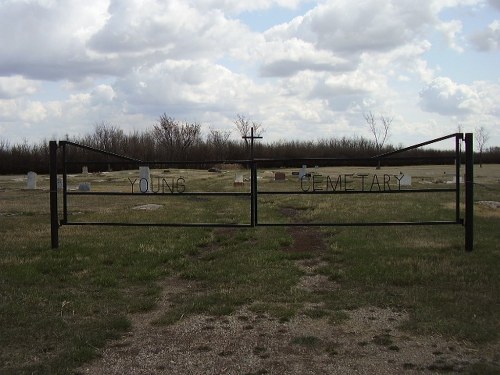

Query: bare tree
[153,114,201,160]
[153,114,177,158]
[207,127,232,159]
[475,126,490,168]
[234,114,264,149]
[364,111,392,169]
[91,122,125,152]
[364,111,392,153]
[0,137,10,153]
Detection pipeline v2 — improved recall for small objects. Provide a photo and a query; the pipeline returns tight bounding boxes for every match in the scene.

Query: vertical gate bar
[62,142,68,224]
[250,127,256,226]
[465,133,474,252]
[251,163,255,226]
[455,133,461,223]
[49,141,59,249]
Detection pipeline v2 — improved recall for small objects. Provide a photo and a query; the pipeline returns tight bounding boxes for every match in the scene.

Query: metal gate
[50,132,474,251]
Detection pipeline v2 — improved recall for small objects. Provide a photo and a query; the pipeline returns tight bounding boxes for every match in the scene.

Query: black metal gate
[50,132,474,251]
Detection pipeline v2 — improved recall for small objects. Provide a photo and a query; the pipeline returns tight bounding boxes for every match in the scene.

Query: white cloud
[0,76,39,99]
[196,0,304,14]
[436,20,464,52]
[0,0,110,80]
[258,39,352,77]
[88,0,248,60]
[470,20,500,51]
[113,59,267,119]
[419,77,500,117]
[266,0,436,56]
[20,101,48,123]
[90,84,116,105]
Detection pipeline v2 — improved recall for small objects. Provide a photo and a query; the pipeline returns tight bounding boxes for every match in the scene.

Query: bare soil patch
[76,227,499,374]
[77,285,495,374]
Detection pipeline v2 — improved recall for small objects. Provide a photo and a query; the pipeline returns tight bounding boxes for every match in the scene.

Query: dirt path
[77,227,498,374]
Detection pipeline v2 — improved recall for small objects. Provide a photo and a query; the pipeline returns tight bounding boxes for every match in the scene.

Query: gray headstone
[139,166,151,193]
[78,182,91,192]
[82,166,89,175]
[27,171,37,189]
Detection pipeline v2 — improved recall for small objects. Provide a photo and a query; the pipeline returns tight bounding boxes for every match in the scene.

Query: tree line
[0,114,498,174]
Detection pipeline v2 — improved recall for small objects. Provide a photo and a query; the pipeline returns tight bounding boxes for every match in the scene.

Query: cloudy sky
[0,0,499,149]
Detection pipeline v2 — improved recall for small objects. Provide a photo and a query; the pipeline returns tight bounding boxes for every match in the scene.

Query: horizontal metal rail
[66,191,251,196]
[257,188,457,195]
[63,222,252,228]
[258,220,462,227]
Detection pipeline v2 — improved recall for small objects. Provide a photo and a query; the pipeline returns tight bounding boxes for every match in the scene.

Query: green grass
[0,166,499,373]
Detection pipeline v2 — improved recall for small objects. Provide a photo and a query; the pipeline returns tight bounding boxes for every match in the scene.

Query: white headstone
[78,182,91,192]
[299,165,307,179]
[234,174,244,184]
[82,166,89,175]
[399,174,412,186]
[57,177,63,191]
[448,175,464,184]
[139,166,151,193]
[27,171,37,189]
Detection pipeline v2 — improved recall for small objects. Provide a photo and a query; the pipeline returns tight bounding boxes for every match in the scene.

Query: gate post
[49,141,59,249]
[465,133,473,252]
[243,127,262,227]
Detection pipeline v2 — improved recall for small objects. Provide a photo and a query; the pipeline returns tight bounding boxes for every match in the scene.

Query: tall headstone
[82,166,89,175]
[139,166,151,193]
[57,177,64,192]
[299,165,307,179]
[27,171,37,189]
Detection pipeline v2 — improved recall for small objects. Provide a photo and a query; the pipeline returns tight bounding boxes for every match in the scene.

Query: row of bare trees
[0,113,497,174]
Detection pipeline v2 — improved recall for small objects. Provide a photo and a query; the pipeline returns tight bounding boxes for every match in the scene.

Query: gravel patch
[77,278,498,375]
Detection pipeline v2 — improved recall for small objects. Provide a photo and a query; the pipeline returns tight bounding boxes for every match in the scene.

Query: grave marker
[299,165,307,179]
[234,173,244,187]
[78,182,91,192]
[399,174,412,186]
[57,177,63,191]
[27,172,37,189]
[139,166,151,193]
[274,172,286,181]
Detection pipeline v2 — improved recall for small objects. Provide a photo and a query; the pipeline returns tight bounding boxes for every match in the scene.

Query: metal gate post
[49,141,59,249]
[465,133,474,252]
[244,127,262,227]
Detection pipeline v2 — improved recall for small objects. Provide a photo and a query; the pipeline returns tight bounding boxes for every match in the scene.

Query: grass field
[0,164,499,374]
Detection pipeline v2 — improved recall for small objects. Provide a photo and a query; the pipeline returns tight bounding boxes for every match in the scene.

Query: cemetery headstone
[299,165,307,179]
[57,177,64,191]
[274,172,286,181]
[234,173,244,187]
[139,166,151,193]
[82,166,89,175]
[399,174,412,186]
[27,171,37,189]
[78,182,91,192]
[448,175,464,184]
